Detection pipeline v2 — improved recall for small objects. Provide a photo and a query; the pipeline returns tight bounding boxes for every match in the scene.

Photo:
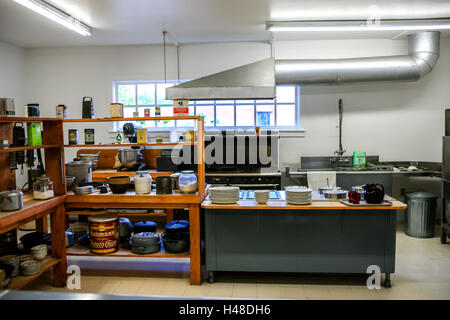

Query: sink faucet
[329,99,349,168]
[335,98,345,157]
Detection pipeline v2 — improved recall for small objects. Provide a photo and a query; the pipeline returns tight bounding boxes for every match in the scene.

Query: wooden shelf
[65,190,205,206]
[0,194,66,233]
[64,116,203,122]
[7,257,62,290]
[66,209,168,217]
[0,144,60,153]
[0,117,62,123]
[64,142,196,148]
[66,243,190,258]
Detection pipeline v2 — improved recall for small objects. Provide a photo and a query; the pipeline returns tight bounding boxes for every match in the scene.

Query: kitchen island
[201,198,407,287]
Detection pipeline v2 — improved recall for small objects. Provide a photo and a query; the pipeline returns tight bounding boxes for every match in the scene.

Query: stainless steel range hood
[167,31,440,100]
[166,58,275,100]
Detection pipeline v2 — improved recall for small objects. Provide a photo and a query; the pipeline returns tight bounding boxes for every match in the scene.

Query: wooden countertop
[201,199,407,210]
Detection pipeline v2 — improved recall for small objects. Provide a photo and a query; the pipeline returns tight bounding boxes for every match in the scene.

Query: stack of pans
[130,232,161,254]
[209,187,240,204]
[318,186,341,195]
[323,189,348,200]
[162,220,190,253]
[0,255,19,277]
[73,186,94,195]
[20,259,40,276]
[285,186,312,205]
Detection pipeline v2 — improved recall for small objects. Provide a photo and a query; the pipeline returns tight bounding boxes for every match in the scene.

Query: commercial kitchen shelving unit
[0,117,67,290]
[62,116,207,285]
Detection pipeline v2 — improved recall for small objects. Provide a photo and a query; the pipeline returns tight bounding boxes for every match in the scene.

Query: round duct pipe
[275,31,440,85]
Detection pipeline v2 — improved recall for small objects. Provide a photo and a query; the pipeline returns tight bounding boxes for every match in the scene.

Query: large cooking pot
[0,190,23,211]
[119,149,141,168]
[79,154,100,170]
[65,161,92,187]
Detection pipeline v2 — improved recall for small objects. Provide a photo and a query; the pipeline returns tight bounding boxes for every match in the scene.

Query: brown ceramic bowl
[107,176,131,194]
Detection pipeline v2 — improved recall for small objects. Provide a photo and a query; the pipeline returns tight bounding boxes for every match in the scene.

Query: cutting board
[76,148,161,169]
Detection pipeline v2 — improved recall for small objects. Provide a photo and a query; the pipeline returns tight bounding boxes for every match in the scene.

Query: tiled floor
[21,224,450,299]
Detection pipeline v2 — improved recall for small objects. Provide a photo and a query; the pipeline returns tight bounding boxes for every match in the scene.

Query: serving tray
[340,200,393,207]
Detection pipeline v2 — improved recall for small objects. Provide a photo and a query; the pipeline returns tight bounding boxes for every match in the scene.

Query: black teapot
[363,184,385,204]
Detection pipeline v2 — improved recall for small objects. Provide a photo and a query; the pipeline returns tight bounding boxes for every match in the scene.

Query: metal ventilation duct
[275,31,440,85]
[166,31,440,99]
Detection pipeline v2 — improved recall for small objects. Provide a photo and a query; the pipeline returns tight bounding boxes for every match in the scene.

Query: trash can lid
[405,191,438,200]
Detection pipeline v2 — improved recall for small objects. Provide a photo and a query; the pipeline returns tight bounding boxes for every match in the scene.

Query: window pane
[276,86,295,103]
[118,84,136,105]
[236,99,254,104]
[195,100,215,105]
[276,104,296,126]
[216,105,234,126]
[256,105,274,126]
[256,99,275,104]
[156,83,174,105]
[196,105,214,127]
[236,105,254,126]
[177,106,195,127]
[123,107,136,118]
[215,100,235,105]
[157,106,174,127]
[138,84,155,105]
[137,107,155,127]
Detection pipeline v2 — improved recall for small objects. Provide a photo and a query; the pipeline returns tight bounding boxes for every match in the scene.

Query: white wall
[23,38,450,167]
[0,41,27,188]
[0,41,25,114]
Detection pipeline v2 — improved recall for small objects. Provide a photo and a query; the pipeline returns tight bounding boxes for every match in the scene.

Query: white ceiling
[0,0,450,48]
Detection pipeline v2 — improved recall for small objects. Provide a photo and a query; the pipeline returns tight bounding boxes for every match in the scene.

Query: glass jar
[134,171,152,194]
[33,176,54,200]
[179,170,197,194]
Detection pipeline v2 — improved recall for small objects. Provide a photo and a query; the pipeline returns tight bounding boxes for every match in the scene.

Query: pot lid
[134,221,157,228]
[131,232,160,245]
[165,220,189,230]
[0,190,23,197]
[66,161,92,166]
[405,191,438,200]
[88,215,118,223]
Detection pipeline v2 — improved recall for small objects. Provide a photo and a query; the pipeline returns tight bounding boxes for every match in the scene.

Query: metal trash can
[405,192,438,238]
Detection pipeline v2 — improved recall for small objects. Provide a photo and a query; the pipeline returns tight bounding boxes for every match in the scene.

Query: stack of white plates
[0,255,19,277]
[285,186,312,205]
[20,260,40,276]
[209,187,240,204]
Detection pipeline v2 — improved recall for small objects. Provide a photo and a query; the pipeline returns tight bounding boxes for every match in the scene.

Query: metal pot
[0,190,23,212]
[65,161,92,187]
[79,154,100,170]
[118,149,141,168]
[162,232,189,253]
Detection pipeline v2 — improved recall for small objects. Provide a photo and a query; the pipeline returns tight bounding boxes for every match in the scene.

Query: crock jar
[179,170,197,194]
[134,171,152,194]
[33,176,54,200]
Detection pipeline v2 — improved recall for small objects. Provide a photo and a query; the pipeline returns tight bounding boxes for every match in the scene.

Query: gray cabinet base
[205,209,397,284]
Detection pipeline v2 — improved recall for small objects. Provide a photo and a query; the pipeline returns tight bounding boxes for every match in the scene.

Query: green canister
[353,151,366,168]
[84,129,95,145]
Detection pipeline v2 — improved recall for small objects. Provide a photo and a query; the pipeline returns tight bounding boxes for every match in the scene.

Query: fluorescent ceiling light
[266,19,450,32]
[13,0,92,36]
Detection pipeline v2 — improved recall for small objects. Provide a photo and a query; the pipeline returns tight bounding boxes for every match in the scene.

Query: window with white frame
[113,81,300,129]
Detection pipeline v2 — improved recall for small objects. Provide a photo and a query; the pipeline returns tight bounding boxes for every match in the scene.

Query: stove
[206,171,282,190]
